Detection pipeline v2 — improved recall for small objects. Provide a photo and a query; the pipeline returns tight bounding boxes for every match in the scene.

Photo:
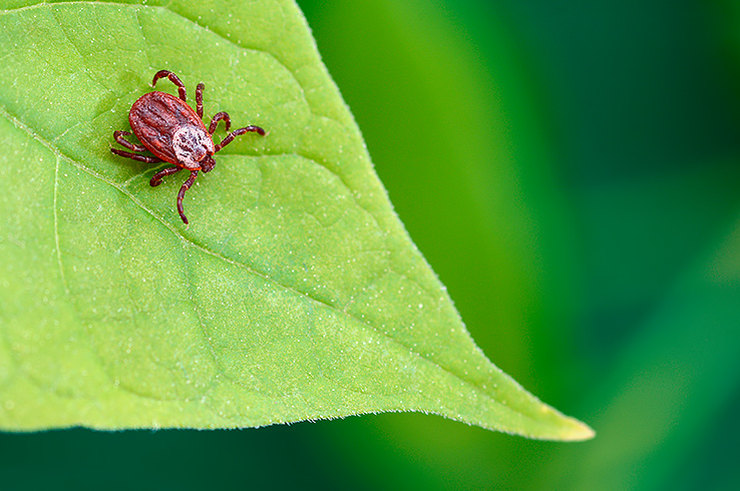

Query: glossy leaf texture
[0,0,592,440]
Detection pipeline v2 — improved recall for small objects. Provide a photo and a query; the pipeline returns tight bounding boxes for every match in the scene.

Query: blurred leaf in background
[1,0,739,489]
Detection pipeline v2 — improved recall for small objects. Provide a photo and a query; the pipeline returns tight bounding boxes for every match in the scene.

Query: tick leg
[196,83,205,118]
[110,148,161,163]
[113,130,146,152]
[152,70,187,101]
[208,111,231,134]
[150,166,182,187]
[177,171,199,225]
[214,125,266,152]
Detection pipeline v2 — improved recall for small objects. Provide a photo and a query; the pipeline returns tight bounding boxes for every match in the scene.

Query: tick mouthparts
[201,155,216,173]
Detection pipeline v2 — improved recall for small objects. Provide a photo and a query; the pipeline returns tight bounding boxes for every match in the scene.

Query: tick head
[201,155,216,173]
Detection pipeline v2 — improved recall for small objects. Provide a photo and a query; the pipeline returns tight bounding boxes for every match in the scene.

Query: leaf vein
[53,154,69,293]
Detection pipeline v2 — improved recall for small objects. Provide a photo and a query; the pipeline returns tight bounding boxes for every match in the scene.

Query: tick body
[111,70,265,225]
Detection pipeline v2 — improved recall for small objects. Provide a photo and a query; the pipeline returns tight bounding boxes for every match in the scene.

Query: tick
[110,70,265,225]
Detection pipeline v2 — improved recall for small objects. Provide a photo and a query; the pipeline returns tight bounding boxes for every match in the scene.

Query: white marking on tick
[172,125,215,170]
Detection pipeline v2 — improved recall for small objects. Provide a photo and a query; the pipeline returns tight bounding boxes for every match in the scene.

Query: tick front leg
[113,130,146,152]
[177,171,199,225]
[110,148,161,163]
[152,70,187,101]
[208,111,231,134]
[150,166,182,187]
[196,83,205,118]
[214,125,266,152]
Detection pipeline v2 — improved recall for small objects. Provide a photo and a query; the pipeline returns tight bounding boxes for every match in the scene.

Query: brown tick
[111,70,265,225]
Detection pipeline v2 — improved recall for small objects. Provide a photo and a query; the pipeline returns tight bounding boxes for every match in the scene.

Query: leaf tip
[557,417,596,442]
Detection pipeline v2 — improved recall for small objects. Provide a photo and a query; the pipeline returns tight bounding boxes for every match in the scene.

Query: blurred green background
[2,0,739,489]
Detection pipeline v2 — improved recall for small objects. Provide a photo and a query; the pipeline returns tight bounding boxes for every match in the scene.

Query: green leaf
[0,0,592,440]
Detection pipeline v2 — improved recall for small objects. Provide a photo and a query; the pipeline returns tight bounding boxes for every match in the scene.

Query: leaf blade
[0,0,591,440]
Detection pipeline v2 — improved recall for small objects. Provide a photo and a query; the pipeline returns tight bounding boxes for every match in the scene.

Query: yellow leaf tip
[561,419,596,441]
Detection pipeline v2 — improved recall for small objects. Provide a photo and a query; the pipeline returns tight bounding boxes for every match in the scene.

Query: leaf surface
[0,0,591,439]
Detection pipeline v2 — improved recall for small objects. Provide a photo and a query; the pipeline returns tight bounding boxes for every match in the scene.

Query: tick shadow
[96,70,150,116]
